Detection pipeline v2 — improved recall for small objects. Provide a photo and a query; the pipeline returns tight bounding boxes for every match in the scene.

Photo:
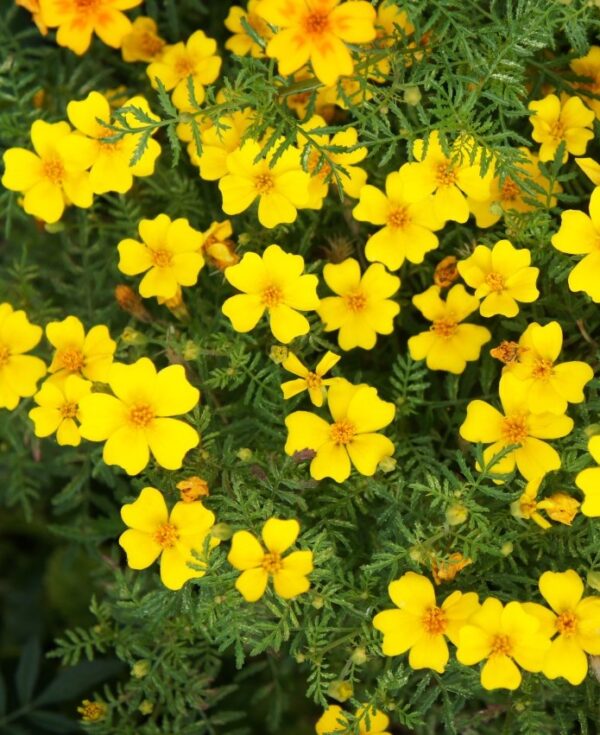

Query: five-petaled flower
[528,93,594,162]
[0,303,46,410]
[29,375,91,446]
[281,351,340,406]
[46,315,116,385]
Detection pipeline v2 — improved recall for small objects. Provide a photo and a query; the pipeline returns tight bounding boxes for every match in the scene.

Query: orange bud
[114,285,151,321]
[433,256,459,288]
[176,476,209,503]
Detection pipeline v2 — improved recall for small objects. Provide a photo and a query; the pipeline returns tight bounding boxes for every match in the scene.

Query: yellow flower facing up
[456,598,550,690]
[281,351,340,406]
[373,572,479,674]
[222,244,319,344]
[257,0,377,86]
[46,315,116,384]
[78,358,200,475]
[460,373,574,481]
[408,285,491,374]
[67,91,161,195]
[29,375,91,446]
[352,167,442,271]
[403,131,492,223]
[39,0,142,55]
[220,139,310,228]
[120,16,165,62]
[511,477,580,530]
[503,321,593,414]
[227,518,313,602]
[200,220,238,270]
[575,435,600,517]
[0,303,46,410]
[119,487,218,590]
[318,259,400,351]
[225,1,272,57]
[524,570,600,685]
[551,187,600,302]
[2,120,94,224]
[316,705,390,735]
[117,214,205,300]
[285,379,395,483]
[457,239,539,318]
[571,46,600,119]
[147,30,222,109]
[188,109,253,178]
[528,93,594,163]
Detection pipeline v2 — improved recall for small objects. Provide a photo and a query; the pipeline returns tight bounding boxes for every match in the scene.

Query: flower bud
[177,476,209,502]
[446,503,468,526]
[131,659,150,678]
[327,680,353,702]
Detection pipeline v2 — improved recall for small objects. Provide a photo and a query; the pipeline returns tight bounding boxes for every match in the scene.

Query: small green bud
[501,541,513,556]
[584,424,600,438]
[211,523,232,541]
[404,86,421,105]
[183,340,200,360]
[237,448,252,461]
[327,680,353,702]
[121,327,145,345]
[131,659,150,678]
[446,503,468,526]
[351,647,367,665]
[312,595,324,609]
[139,700,154,715]
[269,345,289,364]
[378,456,396,473]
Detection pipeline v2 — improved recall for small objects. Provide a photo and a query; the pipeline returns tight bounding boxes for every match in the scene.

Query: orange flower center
[153,522,179,548]
[431,317,458,338]
[129,403,155,427]
[305,371,322,390]
[330,419,356,445]
[139,32,165,58]
[501,414,529,444]
[261,284,283,308]
[490,340,524,365]
[254,172,275,194]
[247,12,270,36]
[490,634,512,656]
[422,606,447,635]
[531,358,554,381]
[500,177,520,202]
[74,0,100,13]
[303,10,330,36]
[42,156,65,185]
[151,248,173,267]
[262,551,283,574]
[307,149,332,179]
[485,271,505,292]
[0,344,10,367]
[435,162,457,187]
[387,206,410,229]
[59,401,78,419]
[174,55,196,77]
[549,119,566,141]
[56,347,85,373]
[556,610,578,637]
[345,291,367,312]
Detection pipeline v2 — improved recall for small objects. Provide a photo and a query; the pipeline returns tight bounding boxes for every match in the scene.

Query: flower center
[422,606,447,635]
[345,291,367,312]
[0,344,10,367]
[490,634,512,656]
[42,157,65,185]
[129,403,155,428]
[174,55,195,77]
[139,32,165,57]
[247,12,270,36]
[490,340,524,365]
[550,119,565,141]
[501,414,529,444]
[485,271,505,292]
[56,347,85,373]
[303,10,330,35]
[500,177,520,202]
[262,551,283,574]
[153,522,179,549]
[531,358,554,381]
[59,401,78,419]
[330,419,356,445]
[151,248,173,267]
[307,150,332,179]
[556,610,578,637]
[304,372,322,390]
[261,284,283,308]
[74,0,100,13]
[387,205,410,229]
[436,162,457,187]
[431,317,458,338]
[254,172,275,194]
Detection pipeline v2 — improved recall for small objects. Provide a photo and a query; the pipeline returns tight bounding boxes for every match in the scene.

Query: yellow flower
[456,598,550,690]
[46,315,116,384]
[281,351,340,406]
[575,435,600,517]
[119,486,218,590]
[460,373,574,481]
[147,30,221,109]
[225,1,272,57]
[227,518,313,602]
[503,321,593,414]
[316,705,390,735]
[121,16,165,62]
[16,0,47,34]
[352,167,442,270]
[78,357,200,475]
[537,493,580,525]
[511,477,579,529]
[551,187,600,302]
[285,379,395,483]
[2,120,94,223]
[200,220,238,269]
[0,303,46,410]
[188,109,253,178]
[219,139,310,228]
[318,259,400,350]
[373,572,479,673]
[257,0,376,86]
[39,0,141,55]
[222,244,319,344]
[66,91,161,194]
[457,239,539,317]
[117,214,205,300]
[28,375,91,446]
[570,46,600,119]
[576,157,600,185]
[528,93,594,162]
[403,131,492,223]
[408,285,491,374]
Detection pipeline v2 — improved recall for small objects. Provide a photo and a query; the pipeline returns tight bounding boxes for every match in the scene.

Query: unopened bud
[211,523,232,541]
[177,476,209,502]
[131,659,150,678]
[403,86,421,105]
[446,503,468,526]
[327,680,353,702]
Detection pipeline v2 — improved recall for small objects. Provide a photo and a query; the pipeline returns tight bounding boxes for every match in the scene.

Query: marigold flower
[503,321,593,414]
[225,1,272,57]
[119,486,218,590]
[0,303,46,410]
[353,167,442,270]
[511,477,579,529]
[316,705,390,735]
[147,30,222,109]
[228,518,313,602]
[28,375,91,446]
[456,598,550,690]
[200,220,238,269]
[457,239,539,318]
[78,358,200,475]
[431,553,472,585]
[67,91,161,195]
[408,285,491,374]
[318,259,400,351]
[2,120,94,223]
[281,351,340,406]
[77,699,107,722]
[257,0,377,86]
[528,93,594,163]
[460,373,574,481]
[177,476,209,503]
[373,572,479,673]
[39,0,141,55]
[219,139,310,228]
[571,46,600,119]
[121,16,165,62]
[285,379,395,483]
[46,315,116,384]
[433,256,459,288]
[538,493,580,525]
[188,110,253,177]
[222,244,319,344]
[551,187,600,302]
[117,214,205,300]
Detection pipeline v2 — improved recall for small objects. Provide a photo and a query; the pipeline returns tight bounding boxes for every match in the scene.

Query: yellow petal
[160,546,202,590]
[323,258,361,296]
[228,530,264,570]
[103,424,150,475]
[408,635,449,673]
[121,487,168,532]
[459,400,503,443]
[78,393,126,441]
[154,365,200,416]
[146,417,199,470]
[346,385,395,432]
[480,654,521,690]
[272,569,310,598]
[576,467,600,517]
[543,635,588,684]
[261,518,299,553]
[388,571,436,613]
[285,411,330,454]
[347,433,394,475]
[170,500,214,538]
[539,569,583,613]
[282,550,313,576]
[268,304,310,343]
[310,441,351,482]
[222,294,265,333]
[235,567,269,602]
[118,528,162,570]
